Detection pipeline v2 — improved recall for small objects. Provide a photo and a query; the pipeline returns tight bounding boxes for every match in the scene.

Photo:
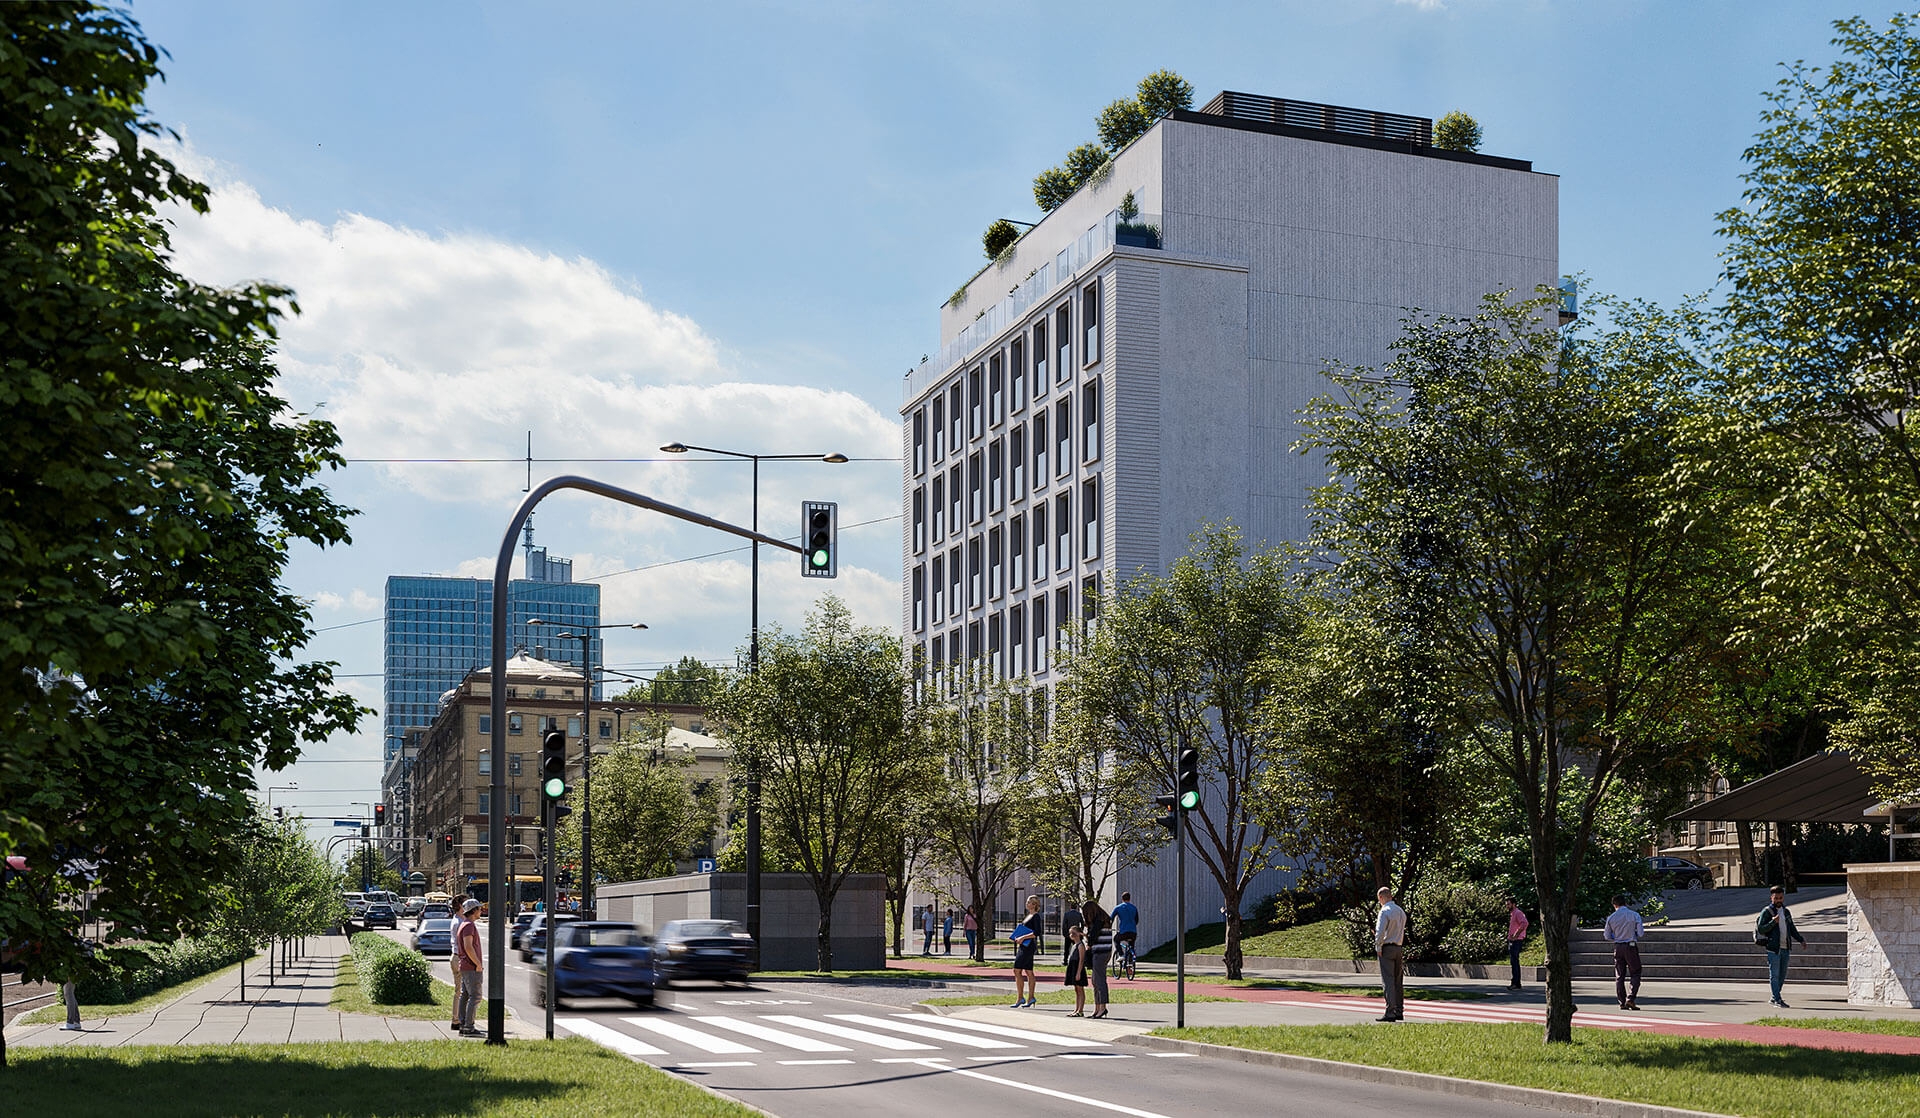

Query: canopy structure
[1669,750,1891,825]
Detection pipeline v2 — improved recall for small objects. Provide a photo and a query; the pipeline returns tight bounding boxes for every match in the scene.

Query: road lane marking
[907,1061,1174,1117]
[621,1017,758,1053]
[778,1059,855,1065]
[875,1056,950,1063]
[1147,1052,1195,1057]
[896,1014,1111,1047]
[693,1016,851,1052]
[829,1013,1022,1049]
[1056,1053,1133,1059]
[673,1061,755,1068]
[554,1017,667,1056]
[968,1055,1038,1063]
[760,1015,936,1051]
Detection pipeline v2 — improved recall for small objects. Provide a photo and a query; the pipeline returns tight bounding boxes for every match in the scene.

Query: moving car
[402,897,427,918]
[529,921,655,1010]
[508,913,537,952]
[1649,856,1715,890]
[411,917,455,955]
[652,919,754,987]
[415,903,453,929]
[362,903,398,930]
[519,913,579,962]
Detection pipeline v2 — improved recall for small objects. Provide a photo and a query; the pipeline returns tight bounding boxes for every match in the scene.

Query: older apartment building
[900,91,1559,950]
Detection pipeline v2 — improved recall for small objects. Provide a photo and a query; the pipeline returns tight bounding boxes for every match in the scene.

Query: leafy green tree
[650,655,720,705]
[1032,166,1077,213]
[1097,98,1154,152]
[344,846,403,895]
[1071,523,1305,980]
[704,598,925,970]
[1063,142,1109,186]
[1024,669,1154,905]
[1709,13,1920,801]
[213,811,340,998]
[982,218,1020,260]
[1299,290,1743,1042]
[1135,69,1195,121]
[562,717,721,881]
[0,6,363,1057]
[1433,110,1483,152]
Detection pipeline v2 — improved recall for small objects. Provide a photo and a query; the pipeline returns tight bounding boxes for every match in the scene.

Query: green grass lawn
[15,954,259,1025]
[6,1039,754,1117]
[1752,1016,1920,1038]
[924,988,1232,1006]
[1162,1023,1920,1118]
[328,952,457,1021]
[1230,978,1490,1002]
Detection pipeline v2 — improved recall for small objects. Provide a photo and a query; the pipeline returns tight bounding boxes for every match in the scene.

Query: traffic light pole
[1176,798,1186,1029]
[543,799,556,1040]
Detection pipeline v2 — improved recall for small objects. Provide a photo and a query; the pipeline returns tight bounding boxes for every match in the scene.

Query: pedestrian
[1009,895,1043,1007]
[1757,884,1808,1008]
[1082,899,1113,1018]
[1060,900,1083,965]
[964,906,979,961]
[921,904,936,955]
[942,909,955,955]
[1374,886,1406,1022]
[452,898,484,1035]
[1604,893,1644,1010]
[1505,899,1530,990]
[1063,923,1090,1016]
[59,933,93,1031]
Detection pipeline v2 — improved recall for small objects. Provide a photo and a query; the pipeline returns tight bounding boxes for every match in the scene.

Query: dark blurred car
[415,903,453,929]
[1648,856,1715,890]
[362,903,398,930]
[509,913,537,951]
[519,913,579,962]
[402,897,427,919]
[411,917,455,955]
[529,921,655,1010]
[653,919,754,987]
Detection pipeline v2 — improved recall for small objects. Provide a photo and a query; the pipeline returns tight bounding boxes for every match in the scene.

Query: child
[1063,924,1090,1016]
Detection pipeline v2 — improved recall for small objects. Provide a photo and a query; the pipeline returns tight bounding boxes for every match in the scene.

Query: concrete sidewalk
[7,933,535,1049]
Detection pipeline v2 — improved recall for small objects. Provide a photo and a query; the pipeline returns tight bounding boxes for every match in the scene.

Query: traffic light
[442,832,454,855]
[540,728,568,800]
[373,803,387,827]
[1177,747,1200,810]
[274,807,284,821]
[801,500,837,579]
[1153,794,1179,838]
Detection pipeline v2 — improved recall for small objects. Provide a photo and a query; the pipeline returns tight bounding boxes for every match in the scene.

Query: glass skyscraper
[382,546,602,762]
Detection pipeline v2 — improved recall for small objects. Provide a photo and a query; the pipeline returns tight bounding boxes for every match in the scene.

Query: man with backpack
[1756,885,1808,1008]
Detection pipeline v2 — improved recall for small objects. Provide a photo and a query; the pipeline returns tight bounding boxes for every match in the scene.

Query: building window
[913,408,926,475]
[510,793,523,817]
[477,791,490,815]
[1083,572,1102,630]
[1055,399,1072,476]
[989,354,1004,427]
[508,753,522,776]
[1010,604,1026,677]
[507,714,523,735]
[1082,281,1101,365]
[1033,319,1049,390]
[1082,381,1100,462]
[968,620,983,662]
[1032,504,1048,581]
[988,612,1004,677]
[1010,426,1026,501]
[1056,586,1074,652]
[968,452,983,523]
[913,486,927,552]
[913,566,927,631]
[931,476,945,540]
[1032,594,1049,673]
[948,383,963,452]
[599,719,613,739]
[968,365,983,439]
[989,527,1004,600]
[533,687,547,699]
[1010,338,1026,414]
[932,554,945,619]
[1032,411,1049,488]
[478,714,492,735]
[478,750,491,775]
[1055,492,1073,570]
[949,465,963,531]
[949,547,962,617]
[1083,477,1101,560]
[931,396,945,461]
[988,439,1004,513]
[1056,304,1073,383]
[968,538,983,609]
[568,716,581,738]
[1009,517,1025,591]
[689,720,704,734]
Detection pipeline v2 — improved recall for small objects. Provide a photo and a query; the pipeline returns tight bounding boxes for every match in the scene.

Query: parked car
[411,917,455,956]
[529,921,655,1010]
[519,913,580,962]
[652,919,754,987]
[402,897,427,918]
[415,903,453,929]
[362,903,398,930]
[509,913,537,952]
[1649,856,1715,890]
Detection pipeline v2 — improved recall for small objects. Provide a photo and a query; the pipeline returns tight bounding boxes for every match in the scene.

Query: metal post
[579,631,595,917]
[746,455,761,964]
[1176,795,1186,1030]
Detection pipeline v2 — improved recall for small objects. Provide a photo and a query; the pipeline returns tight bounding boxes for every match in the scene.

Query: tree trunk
[814,885,836,971]
[1539,897,1575,1043]
[1736,821,1761,886]
[1221,886,1245,981]
[1777,822,1799,892]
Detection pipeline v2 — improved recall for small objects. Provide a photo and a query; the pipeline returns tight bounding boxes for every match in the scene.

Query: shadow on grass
[1596,1033,1919,1085]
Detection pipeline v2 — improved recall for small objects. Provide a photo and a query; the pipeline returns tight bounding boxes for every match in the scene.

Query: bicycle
[1116,936,1136,981]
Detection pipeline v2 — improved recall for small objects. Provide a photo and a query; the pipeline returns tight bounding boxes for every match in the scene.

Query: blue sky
[127,0,1909,829]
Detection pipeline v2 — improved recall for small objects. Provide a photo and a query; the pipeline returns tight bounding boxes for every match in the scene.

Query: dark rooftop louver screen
[1199,91,1433,147]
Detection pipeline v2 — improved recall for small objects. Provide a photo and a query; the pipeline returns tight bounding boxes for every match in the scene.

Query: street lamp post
[529,618,647,917]
[660,441,846,959]
[266,784,298,812]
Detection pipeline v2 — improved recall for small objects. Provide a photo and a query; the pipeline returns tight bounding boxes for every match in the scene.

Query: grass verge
[1231,978,1489,1002]
[924,988,1231,1006]
[329,951,456,1021]
[7,1038,754,1117]
[1161,1023,1920,1118]
[1751,1016,1920,1038]
[15,955,258,1025]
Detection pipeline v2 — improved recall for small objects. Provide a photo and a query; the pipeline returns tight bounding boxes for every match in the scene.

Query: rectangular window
[477,791,490,815]
[568,716,582,738]
[968,620,983,663]
[1056,586,1074,651]
[1010,426,1026,501]
[913,486,926,552]
[949,547,962,617]
[1032,411,1049,487]
[1056,304,1073,383]
[1055,492,1073,570]
[931,554,945,619]
[1010,604,1026,678]
[949,466,963,531]
[510,792,523,817]
[913,565,927,631]
[1009,517,1025,591]
[948,384,963,451]
[930,634,944,680]
[508,752,522,776]
[1083,477,1101,560]
[598,719,613,739]
[988,612,1004,677]
[968,452,983,523]
[1082,381,1100,462]
[1055,399,1073,476]
[1084,572,1102,630]
[507,714,523,736]
[989,354,1004,427]
[478,714,492,735]
[1032,505,1048,582]
[1032,594,1049,673]
[913,408,926,474]
[1033,320,1049,391]
[989,526,1004,599]
[988,439,1004,513]
[478,750,491,775]
[1082,281,1101,365]
[968,537,983,609]
[1010,338,1026,413]
[931,396,945,461]
[931,475,945,540]
[968,365,983,439]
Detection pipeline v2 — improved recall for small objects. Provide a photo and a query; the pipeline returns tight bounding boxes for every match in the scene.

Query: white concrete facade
[901,98,1559,953]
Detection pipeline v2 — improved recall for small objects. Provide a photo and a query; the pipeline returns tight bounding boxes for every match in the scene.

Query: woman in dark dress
[1081,899,1112,1019]
[1062,923,1090,1016]
[1010,895,1043,1007]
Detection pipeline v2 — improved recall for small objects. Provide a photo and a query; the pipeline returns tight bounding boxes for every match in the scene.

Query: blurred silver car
[411,917,455,956]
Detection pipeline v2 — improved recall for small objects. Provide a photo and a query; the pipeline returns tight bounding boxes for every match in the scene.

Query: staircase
[1570,928,1846,984]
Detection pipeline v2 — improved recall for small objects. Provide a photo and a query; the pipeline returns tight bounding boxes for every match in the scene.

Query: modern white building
[900,92,1559,952]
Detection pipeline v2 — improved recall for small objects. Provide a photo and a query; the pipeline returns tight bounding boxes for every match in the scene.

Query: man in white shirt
[1374,886,1407,1022]
[1603,893,1645,1010]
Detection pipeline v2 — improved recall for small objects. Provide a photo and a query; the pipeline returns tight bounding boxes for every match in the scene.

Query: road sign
[332,820,361,828]
[698,858,717,873]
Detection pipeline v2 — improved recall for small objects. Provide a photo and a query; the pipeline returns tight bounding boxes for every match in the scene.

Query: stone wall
[1846,862,1920,1007]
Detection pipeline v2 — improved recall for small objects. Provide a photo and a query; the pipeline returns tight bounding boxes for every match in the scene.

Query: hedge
[348,932,434,1004]
[75,936,255,1004]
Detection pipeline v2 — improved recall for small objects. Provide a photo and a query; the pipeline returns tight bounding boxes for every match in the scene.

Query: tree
[563,716,721,881]
[344,846,403,896]
[1031,71,1190,212]
[1135,69,1195,121]
[1710,13,1920,802]
[1071,523,1304,979]
[650,655,720,705]
[1032,166,1076,213]
[982,218,1021,260]
[1433,111,1483,152]
[704,598,924,970]
[1097,98,1154,153]
[213,811,340,998]
[0,6,363,1063]
[1298,290,1742,1042]
[1021,673,1154,905]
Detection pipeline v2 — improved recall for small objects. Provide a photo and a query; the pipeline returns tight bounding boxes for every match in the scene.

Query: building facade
[900,91,1559,952]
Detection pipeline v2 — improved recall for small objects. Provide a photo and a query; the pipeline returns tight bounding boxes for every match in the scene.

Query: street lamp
[660,440,847,957]
[528,618,648,917]
[266,784,299,810]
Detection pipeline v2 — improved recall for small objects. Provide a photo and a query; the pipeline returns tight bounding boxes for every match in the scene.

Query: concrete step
[1568,928,1846,983]
[1571,965,1847,983]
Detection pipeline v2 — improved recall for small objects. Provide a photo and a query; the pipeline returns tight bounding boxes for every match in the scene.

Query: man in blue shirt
[1111,892,1139,976]
[1603,893,1645,1010]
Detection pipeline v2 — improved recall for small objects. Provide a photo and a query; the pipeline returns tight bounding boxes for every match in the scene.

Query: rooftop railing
[1198,91,1432,147]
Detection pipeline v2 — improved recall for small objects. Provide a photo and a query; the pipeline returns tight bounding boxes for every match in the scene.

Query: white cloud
[1394,0,1446,9]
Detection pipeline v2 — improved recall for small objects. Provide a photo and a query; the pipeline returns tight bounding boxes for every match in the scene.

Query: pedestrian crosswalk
[555,1011,1114,1068]
[1270,997,1697,1029]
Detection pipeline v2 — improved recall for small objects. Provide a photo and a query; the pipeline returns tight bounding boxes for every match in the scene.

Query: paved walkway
[6,933,535,1049]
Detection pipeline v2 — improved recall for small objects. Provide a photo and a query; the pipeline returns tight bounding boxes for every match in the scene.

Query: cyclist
[1111,892,1139,980]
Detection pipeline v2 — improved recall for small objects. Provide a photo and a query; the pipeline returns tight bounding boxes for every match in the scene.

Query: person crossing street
[1604,894,1644,1010]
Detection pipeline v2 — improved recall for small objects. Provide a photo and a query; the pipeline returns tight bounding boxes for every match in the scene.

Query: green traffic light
[542,776,566,799]
[810,549,829,567]
[1179,790,1199,810]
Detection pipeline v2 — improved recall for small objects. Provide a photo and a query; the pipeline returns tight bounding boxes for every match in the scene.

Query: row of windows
[910,281,1102,477]
[910,381,1101,555]
[914,574,1103,690]
[910,477,1101,631]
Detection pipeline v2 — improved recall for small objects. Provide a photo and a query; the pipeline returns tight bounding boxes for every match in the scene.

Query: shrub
[1433,110,1483,152]
[1442,926,1510,965]
[1097,98,1153,152]
[1403,880,1509,963]
[1135,69,1195,120]
[1337,903,1377,960]
[349,932,433,1004]
[982,219,1020,260]
[1254,886,1342,930]
[74,936,254,1004]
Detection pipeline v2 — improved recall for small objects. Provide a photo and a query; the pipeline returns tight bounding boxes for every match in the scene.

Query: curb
[1118,1033,1734,1118]
[1183,954,1550,981]
[759,976,973,989]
